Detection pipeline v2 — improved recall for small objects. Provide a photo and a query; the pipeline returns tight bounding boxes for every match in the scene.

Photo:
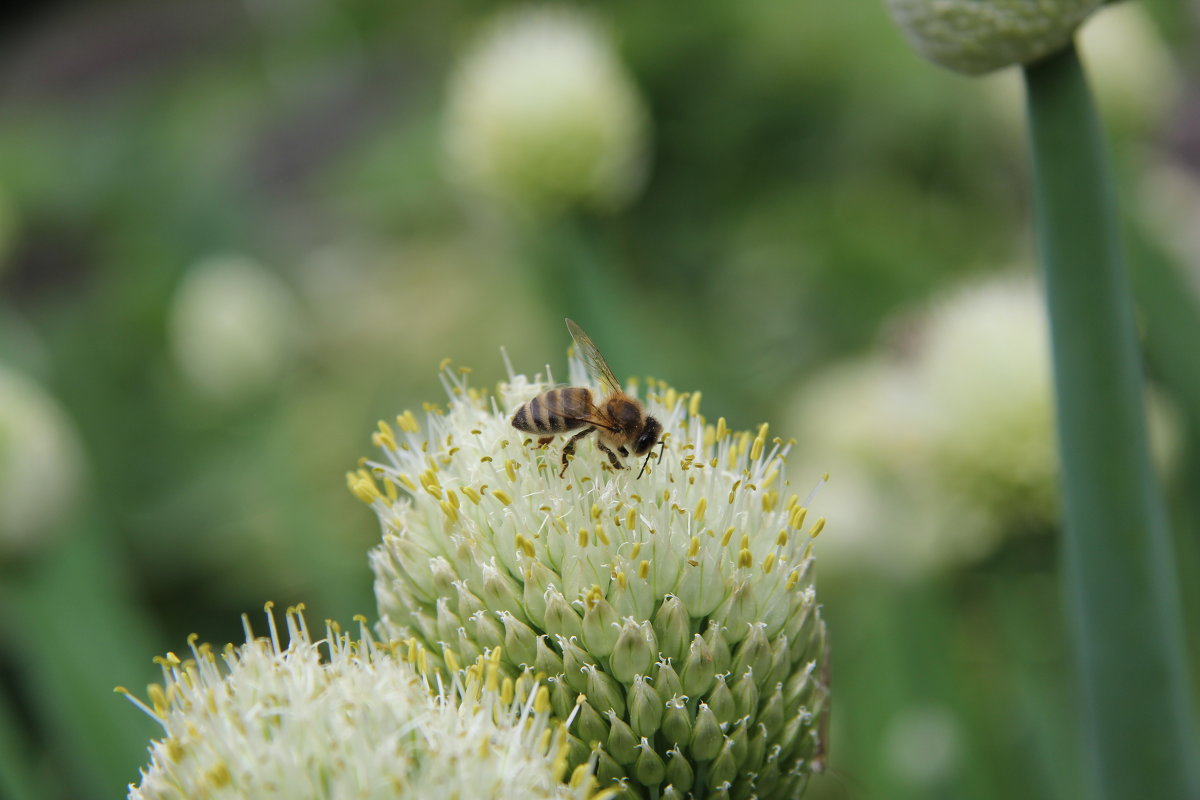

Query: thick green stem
[1023,42,1200,800]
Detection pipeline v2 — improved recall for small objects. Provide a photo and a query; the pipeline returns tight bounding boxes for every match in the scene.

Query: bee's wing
[565,319,623,396]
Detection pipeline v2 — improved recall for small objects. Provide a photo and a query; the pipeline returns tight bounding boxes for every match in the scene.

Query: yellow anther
[493,489,512,506]
[694,497,708,523]
[738,548,753,569]
[505,460,518,482]
[689,391,702,417]
[785,493,800,513]
[762,490,778,513]
[630,542,642,559]
[534,686,551,713]
[462,486,481,505]
[616,572,628,589]
[376,420,397,449]
[439,500,458,522]
[446,490,460,509]
[777,530,789,548]
[809,517,826,538]
[578,528,589,548]
[501,677,514,706]
[458,365,472,375]
[663,387,678,410]
[591,503,602,521]
[594,524,610,546]
[688,537,700,558]
[439,357,452,371]
[739,534,750,551]
[721,527,735,547]
[626,508,637,530]
[716,417,728,441]
[399,474,417,492]
[638,560,650,579]
[786,568,801,589]
[762,553,776,574]
[790,506,808,530]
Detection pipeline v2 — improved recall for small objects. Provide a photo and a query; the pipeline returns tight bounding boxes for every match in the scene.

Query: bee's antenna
[637,439,666,480]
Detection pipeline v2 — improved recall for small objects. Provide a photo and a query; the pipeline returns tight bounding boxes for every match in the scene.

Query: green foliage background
[0,1,1195,798]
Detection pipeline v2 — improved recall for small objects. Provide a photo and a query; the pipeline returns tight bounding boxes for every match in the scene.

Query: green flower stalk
[351,359,830,798]
[121,604,609,800]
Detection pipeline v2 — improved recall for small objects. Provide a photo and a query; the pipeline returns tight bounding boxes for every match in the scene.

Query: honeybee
[512,318,663,478]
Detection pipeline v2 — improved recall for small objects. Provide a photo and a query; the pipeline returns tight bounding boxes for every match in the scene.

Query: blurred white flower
[168,254,299,403]
[0,365,84,559]
[885,0,1102,75]
[123,605,609,800]
[882,703,963,788]
[351,357,830,798]
[443,6,650,215]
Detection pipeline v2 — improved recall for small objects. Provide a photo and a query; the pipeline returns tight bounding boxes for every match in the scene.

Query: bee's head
[633,416,662,455]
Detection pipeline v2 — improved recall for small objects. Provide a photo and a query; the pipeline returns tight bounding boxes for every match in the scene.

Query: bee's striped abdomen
[511,387,591,434]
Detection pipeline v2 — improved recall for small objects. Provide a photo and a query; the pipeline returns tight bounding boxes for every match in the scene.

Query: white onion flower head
[885,0,1104,75]
[168,254,299,403]
[352,358,830,798]
[444,6,649,215]
[0,366,84,559]
[123,605,609,800]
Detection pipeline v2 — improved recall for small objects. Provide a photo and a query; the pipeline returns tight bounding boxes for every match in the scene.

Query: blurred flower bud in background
[885,0,1103,75]
[793,272,1182,580]
[168,254,301,404]
[0,365,84,560]
[443,6,650,216]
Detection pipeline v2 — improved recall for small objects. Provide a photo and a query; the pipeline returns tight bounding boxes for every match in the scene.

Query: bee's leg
[537,436,554,448]
[618,446,629,457]
[560,427,594,477]
[596,441,626,471]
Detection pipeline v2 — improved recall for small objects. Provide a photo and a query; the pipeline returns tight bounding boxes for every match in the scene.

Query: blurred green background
[0,1,1197,798]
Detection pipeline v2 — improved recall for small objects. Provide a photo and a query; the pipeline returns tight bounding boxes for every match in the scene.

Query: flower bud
[611,618,656,684]
[627,674,663,738]
[435,598,463,642]
[576,698,609,745]
[652,659,683,701]
[885,0,1104,75]
[680,635,716,697]
[469,611,504,651]
[535,635,565,677]
[689,703,724,762]
[581,588,619,657]
[498,611,537,667]
[661,696,692,746]
[746,722,768,774]
[559,636,594,694]
[543,587,584,642]
[522,561,557,623]
[759,684,785,739]
[634,738,666,787]
[583,664,626,718]
[664,747,694,794]
[480,560,525,619]
[728,718,750,770]
[732,622,772,682]
[548,675,575,720]
[732,667,759,722]
[707,738,738,790]
[605,711,639,765]
[652,595,690,664]
[702,620,732,677]
[662,786,687,800]
[705,674,736,726]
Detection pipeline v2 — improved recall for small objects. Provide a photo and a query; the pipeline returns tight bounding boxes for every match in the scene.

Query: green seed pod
[634,739,666,787]
[689,703,724,762]
[627,675,664,738]
[885,0,1104,75]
